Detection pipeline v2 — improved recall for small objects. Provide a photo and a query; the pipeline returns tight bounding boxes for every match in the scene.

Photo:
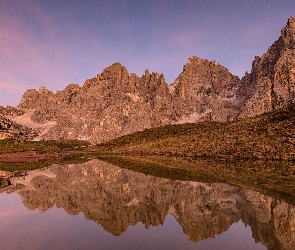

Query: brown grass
[94,103,295,160]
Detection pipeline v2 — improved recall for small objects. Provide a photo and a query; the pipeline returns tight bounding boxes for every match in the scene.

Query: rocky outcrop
[0,112,37,140]
[5,57,240,143]
[2,16,295,143]
[7,160,295,249]
[7,57,239,143]
[238,16,295,118]
[171,56,240,122]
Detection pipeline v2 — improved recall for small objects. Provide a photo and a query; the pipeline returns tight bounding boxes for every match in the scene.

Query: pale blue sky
[0,0,294,106]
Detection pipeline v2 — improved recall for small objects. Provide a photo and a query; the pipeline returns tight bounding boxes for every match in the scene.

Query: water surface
[1,159,293,249]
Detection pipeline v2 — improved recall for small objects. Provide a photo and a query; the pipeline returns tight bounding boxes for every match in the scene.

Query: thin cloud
[0,6,75,95]
[0,81,17,90]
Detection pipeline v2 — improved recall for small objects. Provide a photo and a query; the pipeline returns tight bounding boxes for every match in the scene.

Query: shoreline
[0,151,62,163]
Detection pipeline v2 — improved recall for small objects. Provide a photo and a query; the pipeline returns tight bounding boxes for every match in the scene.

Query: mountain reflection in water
[1,159,294,250]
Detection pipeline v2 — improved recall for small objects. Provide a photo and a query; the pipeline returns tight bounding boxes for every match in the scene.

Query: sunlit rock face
[7,159,295,249]
[2,17,295,143]
[13,64,175,143]
[10,58,239,143]
[238,16,295,118]
[171,56,240,123]
[0,110,37,140]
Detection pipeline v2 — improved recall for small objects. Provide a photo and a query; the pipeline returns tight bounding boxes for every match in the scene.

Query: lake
[0,159,294,250]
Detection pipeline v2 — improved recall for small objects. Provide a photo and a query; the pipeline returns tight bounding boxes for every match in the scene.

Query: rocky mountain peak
[287,16,295,28]
[281,16,295,49]
[4,17,295,143]
[143,69,166,86]
[238,16,295,119]
[38,86,48,93]
[9,56,241,142]
[169,56,240,123]
[187,56,204,65]
[100,62,129,83]
[17,86,54,110]
[183,56,209,72]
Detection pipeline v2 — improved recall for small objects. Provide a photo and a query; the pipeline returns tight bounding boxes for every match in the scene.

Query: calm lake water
[0,159,293,250]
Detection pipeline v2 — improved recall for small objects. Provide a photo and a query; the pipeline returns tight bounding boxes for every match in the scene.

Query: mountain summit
[238,16,295,118]
[1,17,295,143]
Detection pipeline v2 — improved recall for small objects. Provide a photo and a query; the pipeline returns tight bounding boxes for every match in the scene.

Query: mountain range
[1,16,294,143]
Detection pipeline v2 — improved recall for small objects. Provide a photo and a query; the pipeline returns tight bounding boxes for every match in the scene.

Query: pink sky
[0,0,294,106]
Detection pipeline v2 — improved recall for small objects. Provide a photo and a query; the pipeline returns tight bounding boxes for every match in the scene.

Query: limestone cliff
[0,107,37,140]
[3,16,295,143]
[238,16,295,118]
[14,63,176,143]
[9,58,239,143]
[171,56,240,122]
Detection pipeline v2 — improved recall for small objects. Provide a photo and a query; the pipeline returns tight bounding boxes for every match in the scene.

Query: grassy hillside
[95,103,295,160]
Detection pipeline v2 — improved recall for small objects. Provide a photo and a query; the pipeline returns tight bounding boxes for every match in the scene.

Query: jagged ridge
[2,16,294,143]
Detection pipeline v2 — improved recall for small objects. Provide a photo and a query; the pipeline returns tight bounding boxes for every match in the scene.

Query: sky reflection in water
[0,192,265,250]
[0,159,289,249]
